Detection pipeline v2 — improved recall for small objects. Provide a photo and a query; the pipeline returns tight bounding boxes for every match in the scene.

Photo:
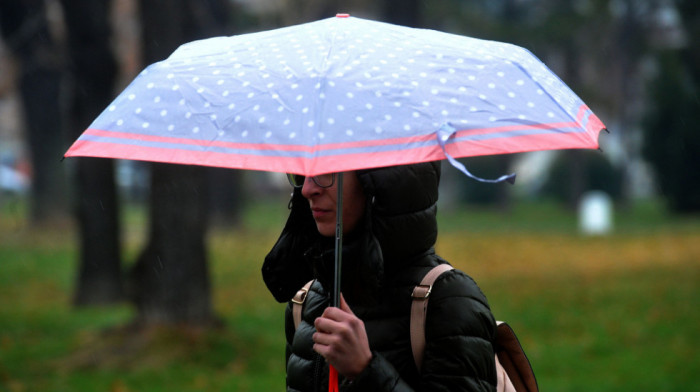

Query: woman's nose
[301,176,321,198]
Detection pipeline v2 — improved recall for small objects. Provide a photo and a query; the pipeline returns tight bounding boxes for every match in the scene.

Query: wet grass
[1,199,699,391]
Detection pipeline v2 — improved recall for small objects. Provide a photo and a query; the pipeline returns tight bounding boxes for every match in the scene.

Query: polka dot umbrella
[64,15,606,390]
[65,15,605,182]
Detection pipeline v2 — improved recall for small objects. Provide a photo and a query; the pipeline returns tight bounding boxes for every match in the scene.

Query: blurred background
[1,0,698,391]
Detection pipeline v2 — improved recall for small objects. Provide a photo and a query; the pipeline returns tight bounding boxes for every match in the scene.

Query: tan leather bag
[411,264,539,392]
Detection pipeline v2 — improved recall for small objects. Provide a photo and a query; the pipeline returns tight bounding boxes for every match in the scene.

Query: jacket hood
[262,161,441,302]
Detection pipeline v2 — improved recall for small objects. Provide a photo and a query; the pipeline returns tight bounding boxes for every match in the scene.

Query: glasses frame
[287,173,336,189]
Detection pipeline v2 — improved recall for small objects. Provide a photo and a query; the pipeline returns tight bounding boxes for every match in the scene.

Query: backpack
[291,264,538,392]
[411,264,538,392]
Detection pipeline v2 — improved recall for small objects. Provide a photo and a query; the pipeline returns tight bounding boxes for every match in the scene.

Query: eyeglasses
[287,173,335,188]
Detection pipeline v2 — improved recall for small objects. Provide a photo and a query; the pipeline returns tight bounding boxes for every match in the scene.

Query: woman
[263,162,497,391]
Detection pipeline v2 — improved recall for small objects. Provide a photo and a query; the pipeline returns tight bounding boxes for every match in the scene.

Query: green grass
[485,267,699,391]
[1,199,699,391]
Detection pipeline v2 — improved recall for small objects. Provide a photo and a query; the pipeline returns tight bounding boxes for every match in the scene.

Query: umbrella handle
[329,365,339,392]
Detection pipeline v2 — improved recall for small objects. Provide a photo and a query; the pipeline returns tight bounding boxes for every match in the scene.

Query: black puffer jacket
[263,162,497,391]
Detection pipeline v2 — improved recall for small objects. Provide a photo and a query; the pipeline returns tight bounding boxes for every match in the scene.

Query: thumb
[339,294,354,315]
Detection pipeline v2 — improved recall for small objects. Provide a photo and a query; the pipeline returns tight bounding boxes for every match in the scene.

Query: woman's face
[301,171,366,237]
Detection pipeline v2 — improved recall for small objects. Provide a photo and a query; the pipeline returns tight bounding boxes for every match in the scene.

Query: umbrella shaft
[333,173,344,308]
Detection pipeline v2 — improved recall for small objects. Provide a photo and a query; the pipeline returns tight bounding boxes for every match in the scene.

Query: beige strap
[410,264,454,371]
[409,267,538,391]
[292,280,314,329]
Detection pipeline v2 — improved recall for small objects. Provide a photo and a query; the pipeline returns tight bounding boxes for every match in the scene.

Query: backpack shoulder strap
[410,263,454,371]
[409,266,539,392]
[292,280,314,329]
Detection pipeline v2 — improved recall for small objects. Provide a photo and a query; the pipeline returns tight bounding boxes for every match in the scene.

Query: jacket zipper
[313,353,324,392]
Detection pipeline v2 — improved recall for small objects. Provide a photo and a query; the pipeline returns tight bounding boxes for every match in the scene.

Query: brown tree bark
[382,0,421,27]
[208,168,243,228]
[0,0,68,224]
[58,0,125,306]
[129,163,213,324]
[127,0,229,325]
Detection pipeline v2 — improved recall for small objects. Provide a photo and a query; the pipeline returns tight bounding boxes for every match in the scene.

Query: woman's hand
[313,295,372,379]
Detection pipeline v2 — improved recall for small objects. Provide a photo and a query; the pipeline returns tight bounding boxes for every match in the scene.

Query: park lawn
[438,231,700,391]
[0,200,699,391]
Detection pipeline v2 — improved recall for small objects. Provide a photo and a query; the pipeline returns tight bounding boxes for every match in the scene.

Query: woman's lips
[311,208,332,219]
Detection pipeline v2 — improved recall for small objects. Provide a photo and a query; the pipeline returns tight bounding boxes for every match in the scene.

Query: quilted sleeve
[419,268,497,391]
[341,352,413,391]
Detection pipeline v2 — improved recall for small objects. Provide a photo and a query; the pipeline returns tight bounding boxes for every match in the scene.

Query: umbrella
[65,15,604,179]
[64,14,605,389]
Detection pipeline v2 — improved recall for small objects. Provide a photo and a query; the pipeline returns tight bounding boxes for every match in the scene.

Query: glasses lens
[312,173,335,188]
[287,173,335,188]
[287,173,305,188]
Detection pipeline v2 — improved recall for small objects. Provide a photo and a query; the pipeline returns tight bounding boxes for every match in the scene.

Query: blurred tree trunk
[382,0,421,27]
[563,42,584,210]
[208,168,243,228]
[0,0,68,224]
[536,1,586,210]
[642,1,700,213]
[128,0,229,325]
[130,163,213,324]
[59,0,125,306]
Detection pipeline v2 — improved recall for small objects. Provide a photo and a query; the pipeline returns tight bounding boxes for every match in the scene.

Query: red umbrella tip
[336,13,350,18]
